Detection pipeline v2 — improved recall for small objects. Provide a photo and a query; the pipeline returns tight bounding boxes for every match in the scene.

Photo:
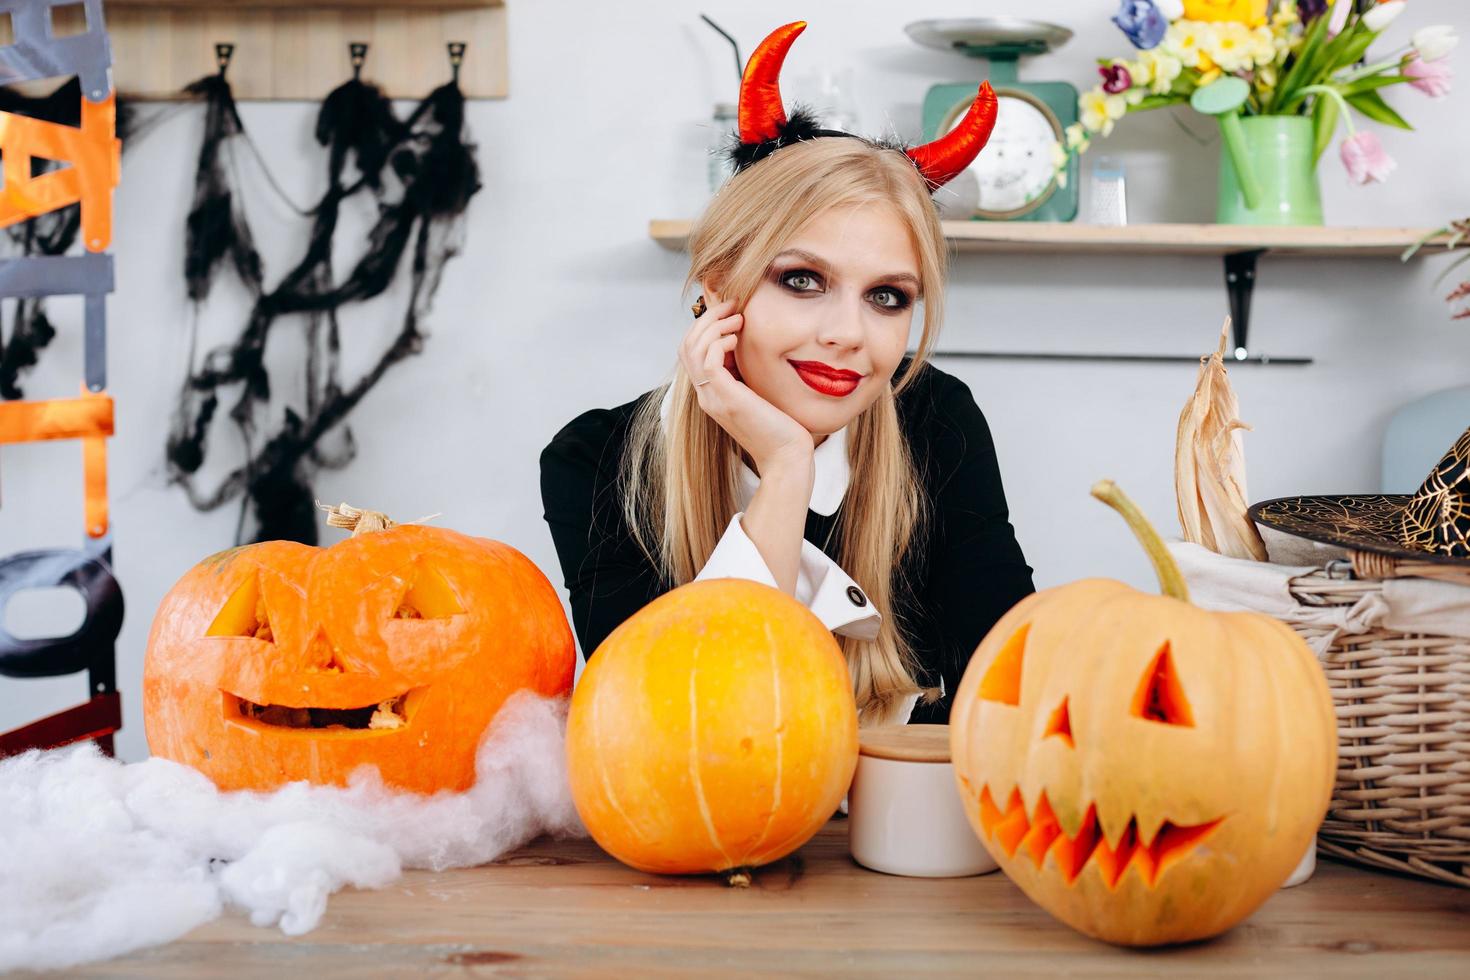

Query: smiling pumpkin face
[950,575,1337,946]
[143,525,574,793]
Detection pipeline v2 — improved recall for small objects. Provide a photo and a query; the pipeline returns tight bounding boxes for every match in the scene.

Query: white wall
[4,0,1468,761]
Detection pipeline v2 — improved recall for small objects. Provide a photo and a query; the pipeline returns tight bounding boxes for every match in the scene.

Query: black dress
[538,360,1036,724]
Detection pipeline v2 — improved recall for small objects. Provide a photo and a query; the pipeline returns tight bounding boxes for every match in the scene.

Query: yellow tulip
[1183,0,1268,26]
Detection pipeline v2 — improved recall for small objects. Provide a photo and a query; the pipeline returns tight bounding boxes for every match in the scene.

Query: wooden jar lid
[858,724,951,763]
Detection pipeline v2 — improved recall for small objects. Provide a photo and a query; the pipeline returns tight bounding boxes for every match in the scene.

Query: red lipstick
[789,359,863,398]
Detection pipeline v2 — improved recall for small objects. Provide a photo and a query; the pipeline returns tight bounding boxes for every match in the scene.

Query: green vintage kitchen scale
[907,18,1079,222]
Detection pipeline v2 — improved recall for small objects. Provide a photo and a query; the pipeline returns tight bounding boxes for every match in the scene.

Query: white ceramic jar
[1283,837,1317,888]
[847,724,997,878]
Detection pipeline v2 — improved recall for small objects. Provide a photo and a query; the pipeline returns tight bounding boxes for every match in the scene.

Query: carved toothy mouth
[974,783,1224,888]
[223,688,427,736]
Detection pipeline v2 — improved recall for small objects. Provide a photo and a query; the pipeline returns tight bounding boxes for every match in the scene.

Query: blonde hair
[621,137,949,726]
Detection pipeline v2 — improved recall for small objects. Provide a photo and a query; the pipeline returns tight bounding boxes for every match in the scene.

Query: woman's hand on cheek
[680,289,814,474]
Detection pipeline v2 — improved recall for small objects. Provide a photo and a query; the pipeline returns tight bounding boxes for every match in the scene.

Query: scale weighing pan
[904,18,1073,58]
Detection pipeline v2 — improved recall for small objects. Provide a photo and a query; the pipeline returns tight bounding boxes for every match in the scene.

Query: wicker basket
[1287,552,1470,887]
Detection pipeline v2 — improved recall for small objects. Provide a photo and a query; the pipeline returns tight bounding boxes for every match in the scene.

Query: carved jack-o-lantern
[951,483,1337,946]
[144,505,574,793]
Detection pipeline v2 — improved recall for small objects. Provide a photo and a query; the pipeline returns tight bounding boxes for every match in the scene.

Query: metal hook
[349,42,369,81]
[215,42,235,78]
[447,41,466,82]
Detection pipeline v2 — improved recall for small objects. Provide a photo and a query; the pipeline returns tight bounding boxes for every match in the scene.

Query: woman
[540,22,1034,727]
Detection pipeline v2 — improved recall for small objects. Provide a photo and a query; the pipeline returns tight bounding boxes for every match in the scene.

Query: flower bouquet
[1060,1,1458,224]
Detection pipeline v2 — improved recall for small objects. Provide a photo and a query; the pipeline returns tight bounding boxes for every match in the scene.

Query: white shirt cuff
[694,512,883,641]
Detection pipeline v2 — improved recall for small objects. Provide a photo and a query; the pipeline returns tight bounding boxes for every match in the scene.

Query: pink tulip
[1404,53,1454,98]
[1340,131,1396,185]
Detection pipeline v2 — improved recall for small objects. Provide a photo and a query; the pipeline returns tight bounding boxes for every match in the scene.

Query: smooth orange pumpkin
[566,578,858,876]
[950,482,1337,946]
[143,504,574,793]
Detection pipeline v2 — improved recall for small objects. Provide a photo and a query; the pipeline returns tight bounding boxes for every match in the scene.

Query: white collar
[658,384,849,517]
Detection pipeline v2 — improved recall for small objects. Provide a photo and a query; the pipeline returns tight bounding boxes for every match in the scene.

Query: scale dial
[942,88,1062,220]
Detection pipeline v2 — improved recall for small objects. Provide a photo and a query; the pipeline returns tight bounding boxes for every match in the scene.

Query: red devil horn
[738,21,806,143]
[906,81,999,189]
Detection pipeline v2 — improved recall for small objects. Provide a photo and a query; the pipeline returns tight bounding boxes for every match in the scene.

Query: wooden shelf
[649,220,1455,258]
[77,1,507,100]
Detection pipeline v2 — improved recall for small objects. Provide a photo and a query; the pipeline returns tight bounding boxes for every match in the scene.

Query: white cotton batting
[0,690,585,972]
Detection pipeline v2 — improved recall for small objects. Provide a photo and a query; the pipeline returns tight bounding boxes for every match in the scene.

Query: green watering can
[1191,77,1323,226]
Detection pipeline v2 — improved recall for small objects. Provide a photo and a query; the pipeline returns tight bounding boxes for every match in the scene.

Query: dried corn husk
[1175,317,1268,561]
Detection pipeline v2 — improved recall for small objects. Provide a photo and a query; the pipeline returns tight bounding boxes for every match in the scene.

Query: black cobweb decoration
[165,70,481,545]
[0,79,136,400]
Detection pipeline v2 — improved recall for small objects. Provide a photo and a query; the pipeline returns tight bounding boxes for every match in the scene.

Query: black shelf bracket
[1224,249,1263,360]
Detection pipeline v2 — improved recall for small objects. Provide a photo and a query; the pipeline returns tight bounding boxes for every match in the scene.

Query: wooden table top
[56,819,1470,978]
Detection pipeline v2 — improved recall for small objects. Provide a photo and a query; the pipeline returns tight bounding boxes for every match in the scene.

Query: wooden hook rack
[66,0,507,100]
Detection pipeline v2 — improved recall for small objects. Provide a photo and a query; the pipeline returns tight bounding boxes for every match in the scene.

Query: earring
[691,295,707,318]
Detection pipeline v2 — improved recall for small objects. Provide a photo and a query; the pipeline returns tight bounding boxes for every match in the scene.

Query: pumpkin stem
[1089,480,1190,603]
[318,500,397,537]
[725,867,753,888]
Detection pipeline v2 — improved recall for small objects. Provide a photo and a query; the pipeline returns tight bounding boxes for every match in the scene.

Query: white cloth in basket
[1166,540,1470,650]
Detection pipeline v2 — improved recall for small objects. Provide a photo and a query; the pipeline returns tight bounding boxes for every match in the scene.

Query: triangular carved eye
[979,623,1029,705]
[1132,641,1195,727]
[1043,696,1073,747]
[207,573,274,642]
[392,562,464,620]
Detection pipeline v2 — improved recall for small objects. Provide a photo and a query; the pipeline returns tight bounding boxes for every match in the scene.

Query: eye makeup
[773,267,915,313]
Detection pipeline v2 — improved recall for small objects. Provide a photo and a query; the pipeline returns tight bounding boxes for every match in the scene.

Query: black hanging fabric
[166,70,482,545]
[181,73,265,302]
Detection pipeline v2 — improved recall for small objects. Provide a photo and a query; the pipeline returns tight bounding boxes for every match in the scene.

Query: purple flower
[1099,63,1134,94]
[1297,0,1329,24]
[1112,1,1168,51]
[1340,131,1396,185]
